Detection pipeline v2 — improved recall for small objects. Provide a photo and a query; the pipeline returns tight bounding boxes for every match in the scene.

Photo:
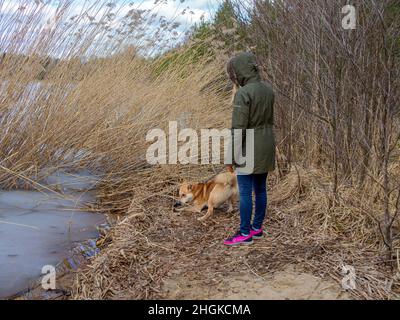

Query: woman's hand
[226,165,235,173]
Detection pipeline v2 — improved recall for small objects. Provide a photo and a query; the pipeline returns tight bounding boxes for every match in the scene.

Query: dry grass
[268,166,400,299]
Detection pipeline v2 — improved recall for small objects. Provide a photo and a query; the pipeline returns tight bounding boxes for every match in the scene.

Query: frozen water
[0,170,106,299]
[41,169,100,192]
[0,190,95,210]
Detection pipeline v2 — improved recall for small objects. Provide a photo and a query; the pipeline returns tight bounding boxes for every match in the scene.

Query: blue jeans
[236,173,268,235]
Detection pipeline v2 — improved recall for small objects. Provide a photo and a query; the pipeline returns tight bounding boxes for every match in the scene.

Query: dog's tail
[213,172,237,187]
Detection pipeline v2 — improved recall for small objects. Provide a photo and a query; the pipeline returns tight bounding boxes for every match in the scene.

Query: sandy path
[163,265,349,300]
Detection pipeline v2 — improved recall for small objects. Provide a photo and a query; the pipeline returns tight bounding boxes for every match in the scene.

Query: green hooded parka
[230,52,276,174]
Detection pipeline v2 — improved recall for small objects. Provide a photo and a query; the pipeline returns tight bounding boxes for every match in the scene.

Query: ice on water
[0,169,106,298]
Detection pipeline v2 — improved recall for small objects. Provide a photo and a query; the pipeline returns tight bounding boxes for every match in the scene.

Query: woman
[224,52,276,246]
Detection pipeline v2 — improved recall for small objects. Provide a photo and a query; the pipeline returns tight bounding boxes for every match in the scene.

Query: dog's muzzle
[173,201,183,209]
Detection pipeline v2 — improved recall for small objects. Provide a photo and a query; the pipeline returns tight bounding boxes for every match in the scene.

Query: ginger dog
[174,172,238,221]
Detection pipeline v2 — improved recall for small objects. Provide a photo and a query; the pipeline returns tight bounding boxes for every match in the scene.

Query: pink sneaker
[250,228,264,239]
[224,231,253,246]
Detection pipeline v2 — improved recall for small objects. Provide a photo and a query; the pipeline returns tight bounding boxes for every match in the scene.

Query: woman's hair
[226,58,238,86]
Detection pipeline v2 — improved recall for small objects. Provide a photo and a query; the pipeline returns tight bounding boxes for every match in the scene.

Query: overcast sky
[0,0,221,25]
[142,0,220,24]
[0,0,222,56]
